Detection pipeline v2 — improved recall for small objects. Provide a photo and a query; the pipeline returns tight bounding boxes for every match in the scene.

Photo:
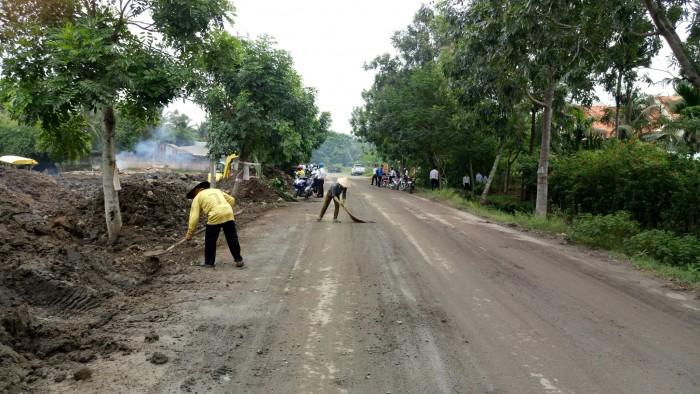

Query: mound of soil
[0,166,289,393]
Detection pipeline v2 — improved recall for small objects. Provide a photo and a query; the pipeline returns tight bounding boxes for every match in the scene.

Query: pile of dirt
[0,166,289,392]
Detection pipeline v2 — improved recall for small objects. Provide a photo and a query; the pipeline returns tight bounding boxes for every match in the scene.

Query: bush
[570,211,640,251]
[550,139,700,233]
[625,230,700,269]
[486,195,534,214]
[265,177,287,195]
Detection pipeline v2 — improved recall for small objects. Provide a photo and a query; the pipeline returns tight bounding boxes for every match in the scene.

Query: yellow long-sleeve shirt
[187,188,236,236]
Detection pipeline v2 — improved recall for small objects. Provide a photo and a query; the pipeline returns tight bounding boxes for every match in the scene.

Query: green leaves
[0,0,234,163]
[550,138,700,232]
[195,33,327,167]
[151,0,233,51]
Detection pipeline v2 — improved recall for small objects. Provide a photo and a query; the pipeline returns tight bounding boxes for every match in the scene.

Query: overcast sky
[169,0,427,134]
[168,1,681,134]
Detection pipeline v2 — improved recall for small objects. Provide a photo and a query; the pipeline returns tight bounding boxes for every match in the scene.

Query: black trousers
[431,178,438,190]
[205,220,242,265]
[371,174,377,185]
[316,178,325,197]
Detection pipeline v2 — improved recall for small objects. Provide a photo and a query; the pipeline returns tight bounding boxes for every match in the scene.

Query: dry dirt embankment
[0,166,287,393]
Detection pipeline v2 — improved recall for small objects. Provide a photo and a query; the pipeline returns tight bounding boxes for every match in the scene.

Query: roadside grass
[419,187,699,289]
[423,188,567,234]
[629,255,700,289]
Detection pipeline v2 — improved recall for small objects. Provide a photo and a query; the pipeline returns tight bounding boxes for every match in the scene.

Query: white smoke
[116,125,209,171]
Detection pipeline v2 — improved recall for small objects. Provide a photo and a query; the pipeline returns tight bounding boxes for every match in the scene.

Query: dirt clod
[144,332,159,343]
[149,352,169,365]
[73,367,92,381]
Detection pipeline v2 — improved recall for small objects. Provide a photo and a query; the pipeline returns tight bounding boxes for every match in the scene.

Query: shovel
[143,208,244,258]
[333,197,374,223]
[144,227,206,258]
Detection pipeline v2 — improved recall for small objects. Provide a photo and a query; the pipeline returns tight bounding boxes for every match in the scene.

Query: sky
[168,1,682,134]
[168,0,428,135]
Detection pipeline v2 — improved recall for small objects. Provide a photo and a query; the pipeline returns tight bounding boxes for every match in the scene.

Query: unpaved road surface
[38,175,699,393]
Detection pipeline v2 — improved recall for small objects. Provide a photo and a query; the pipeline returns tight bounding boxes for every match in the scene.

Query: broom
[333,197,374,223]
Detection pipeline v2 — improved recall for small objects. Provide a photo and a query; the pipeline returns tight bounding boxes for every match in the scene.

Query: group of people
[179,160,345,269]
[430,168,488,191]
[295,162,328,198]
[461,172,488,191]
[371,164,410,187]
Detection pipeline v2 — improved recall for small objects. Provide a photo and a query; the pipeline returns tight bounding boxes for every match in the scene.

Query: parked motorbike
[388,177,401,190]
[292,177,308,198]
[404,175,414,193]
[301,177,317,199]
[380,174,389,187]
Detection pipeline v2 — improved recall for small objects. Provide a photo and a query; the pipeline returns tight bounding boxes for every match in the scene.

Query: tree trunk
[505,148,520,194]
[529,105,538,155]
[642,0,700,90]
[615,71,622,139]
[480,136,505,205]
[535,76,556,217]
[232,149,249,197]
[101,106,122,244]
[624,82,634,136]
[209,161,217,189]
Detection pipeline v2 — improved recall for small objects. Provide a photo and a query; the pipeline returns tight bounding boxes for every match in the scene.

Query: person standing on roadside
[463,173,471,191]
[371,164,378,186]
[183,181,244,269]
[430,167,439,190]
[376,165,384,187]
[317,177,350,223]
[316,162,327,198]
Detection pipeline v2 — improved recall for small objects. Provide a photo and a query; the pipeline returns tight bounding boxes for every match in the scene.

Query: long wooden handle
[166,227,206,252]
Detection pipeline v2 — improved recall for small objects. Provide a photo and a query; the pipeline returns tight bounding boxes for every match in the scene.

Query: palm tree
[643,82,700,154]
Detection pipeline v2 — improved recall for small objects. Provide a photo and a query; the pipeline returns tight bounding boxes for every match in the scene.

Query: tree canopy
[0,0,231,243]
[195,32,330,176]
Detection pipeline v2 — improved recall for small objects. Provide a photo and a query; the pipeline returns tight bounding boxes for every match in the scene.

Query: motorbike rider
[317,177,349,223]
[389,167,397,186]
[295,164,305,179]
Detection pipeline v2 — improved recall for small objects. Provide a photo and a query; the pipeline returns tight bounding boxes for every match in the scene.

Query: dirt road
[42,175,699,393]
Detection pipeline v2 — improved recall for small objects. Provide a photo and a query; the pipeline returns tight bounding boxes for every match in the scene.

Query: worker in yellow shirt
[182,181,243,269]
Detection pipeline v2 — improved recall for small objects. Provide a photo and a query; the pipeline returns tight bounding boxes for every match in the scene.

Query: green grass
[630,256,700,291]
[419,187,698,287]
[422,188,567,234]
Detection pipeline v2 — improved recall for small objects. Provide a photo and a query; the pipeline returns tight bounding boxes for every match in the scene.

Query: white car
[350,164,365,176]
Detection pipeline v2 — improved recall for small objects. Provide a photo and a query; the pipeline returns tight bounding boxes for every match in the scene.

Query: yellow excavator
[207,153,239,182]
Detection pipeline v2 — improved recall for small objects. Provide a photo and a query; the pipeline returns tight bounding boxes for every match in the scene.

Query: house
[581,96,682,138]
[117,141,212,171]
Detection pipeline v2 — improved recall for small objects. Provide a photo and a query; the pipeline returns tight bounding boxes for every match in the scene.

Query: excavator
[207,153,239,182]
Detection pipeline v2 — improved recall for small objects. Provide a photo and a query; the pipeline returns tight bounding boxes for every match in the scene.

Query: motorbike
[292,177,308,198]
[403,175,414,193]
[380,174,389,187]
[301,177,317,199]
[388,177,401,190]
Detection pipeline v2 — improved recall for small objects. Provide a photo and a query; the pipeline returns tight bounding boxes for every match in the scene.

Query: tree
[650,81,700,153]
[596,2,661,139]
[195,33,329,193]
[641,0,700,89]
[311,132,368,168]
[161,110,198,146]
[444,0,616,216]
[0,0,231,243]
[0,109,47,161]
[353,6,464,183]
